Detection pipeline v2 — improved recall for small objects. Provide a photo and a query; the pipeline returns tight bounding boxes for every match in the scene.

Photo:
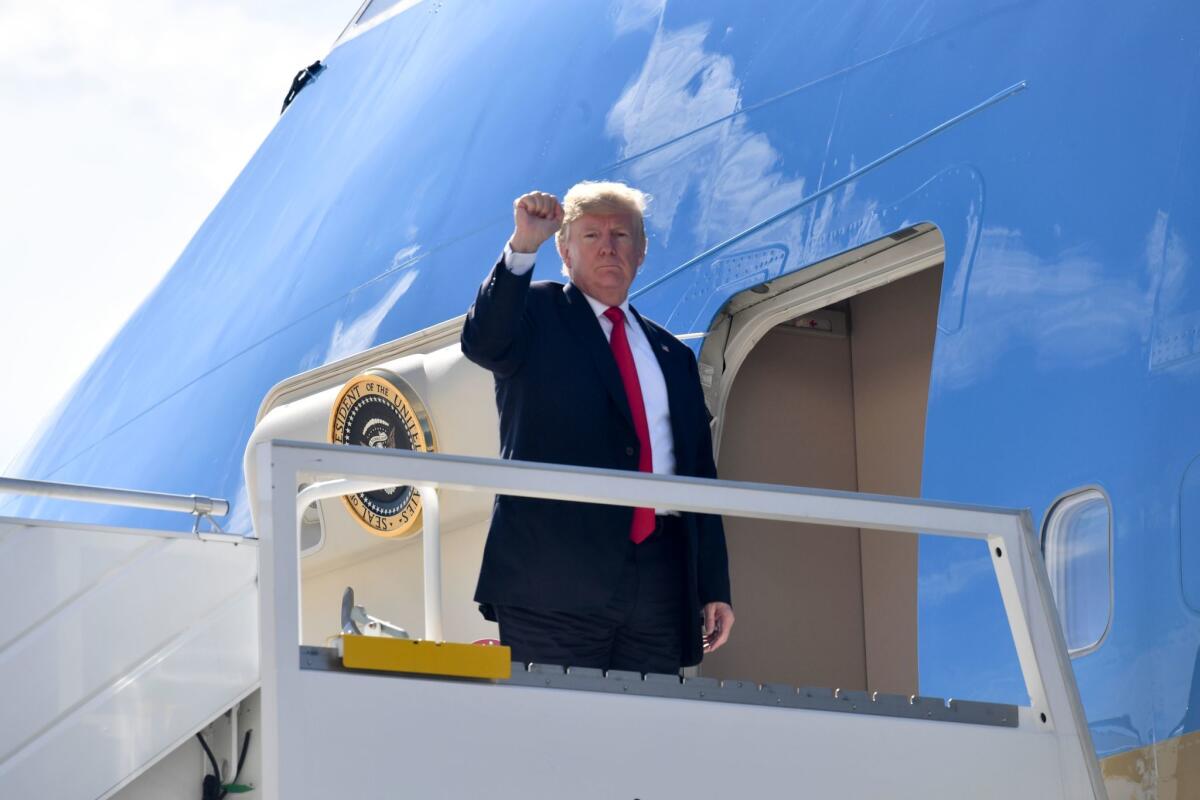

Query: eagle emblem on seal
[328,370,436,537]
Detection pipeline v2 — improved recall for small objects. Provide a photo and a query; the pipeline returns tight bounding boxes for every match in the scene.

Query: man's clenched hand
[510,191,564,253]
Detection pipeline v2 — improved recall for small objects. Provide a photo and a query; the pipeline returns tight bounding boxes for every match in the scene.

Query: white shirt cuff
[503,242,536,276]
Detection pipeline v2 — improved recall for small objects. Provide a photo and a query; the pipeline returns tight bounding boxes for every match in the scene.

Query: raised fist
[510,191,564,253]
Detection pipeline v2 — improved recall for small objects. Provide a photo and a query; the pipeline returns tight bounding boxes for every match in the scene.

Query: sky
[0,0,361,474]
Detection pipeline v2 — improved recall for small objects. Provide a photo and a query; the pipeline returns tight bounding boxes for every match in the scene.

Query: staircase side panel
[0,524,258,799]
[270,668,1067,799]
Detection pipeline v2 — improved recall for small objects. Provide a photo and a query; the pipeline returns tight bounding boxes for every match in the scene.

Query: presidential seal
[328,370,436,537]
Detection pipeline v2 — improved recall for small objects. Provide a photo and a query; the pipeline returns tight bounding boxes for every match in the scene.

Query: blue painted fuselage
[9,0,1200,783]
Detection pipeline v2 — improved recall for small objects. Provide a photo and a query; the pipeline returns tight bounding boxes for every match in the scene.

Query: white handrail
[255,439,1108,800]
[0,476,230,517]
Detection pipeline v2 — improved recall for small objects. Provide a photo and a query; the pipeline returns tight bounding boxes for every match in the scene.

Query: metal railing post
[295,478,445,641]
[420,487,443,642]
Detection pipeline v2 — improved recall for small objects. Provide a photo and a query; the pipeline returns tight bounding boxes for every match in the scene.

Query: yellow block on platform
[340,635,512,680]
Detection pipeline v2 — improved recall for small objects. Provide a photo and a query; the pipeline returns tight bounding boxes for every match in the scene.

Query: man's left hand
[702,602,735,654]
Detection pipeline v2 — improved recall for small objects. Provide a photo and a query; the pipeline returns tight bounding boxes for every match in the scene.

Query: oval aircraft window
[1043,489,1112,655]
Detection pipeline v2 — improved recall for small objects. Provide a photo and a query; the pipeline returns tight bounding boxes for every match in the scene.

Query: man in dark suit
[461,182,733,674]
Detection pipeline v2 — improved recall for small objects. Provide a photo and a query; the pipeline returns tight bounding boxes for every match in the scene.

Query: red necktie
[603,306,656,543]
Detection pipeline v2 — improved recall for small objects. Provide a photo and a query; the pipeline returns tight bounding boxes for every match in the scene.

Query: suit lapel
[560,283,635,432]
[630,305,689,456]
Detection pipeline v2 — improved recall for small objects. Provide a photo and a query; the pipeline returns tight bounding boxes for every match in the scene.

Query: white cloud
[324,267,420,365]
[1145,208,1191,318]
[611,0,665,35]
[933,209,1199,390]
[932,225,1154,390]
[919,551,994,605]
[0,0,360,473]
[605,22,806,250]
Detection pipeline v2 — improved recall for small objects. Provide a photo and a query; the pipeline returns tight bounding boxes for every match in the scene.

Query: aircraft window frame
[1177,455,1200,613]
[1041,486,1113,657]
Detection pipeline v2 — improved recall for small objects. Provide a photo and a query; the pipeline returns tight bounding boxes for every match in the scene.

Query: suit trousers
[494,515,689,674]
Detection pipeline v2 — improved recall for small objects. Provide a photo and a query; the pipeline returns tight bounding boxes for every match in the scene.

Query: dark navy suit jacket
[461,257,730,667]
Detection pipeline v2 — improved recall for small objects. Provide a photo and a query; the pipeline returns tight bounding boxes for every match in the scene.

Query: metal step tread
[299,645,1015,727]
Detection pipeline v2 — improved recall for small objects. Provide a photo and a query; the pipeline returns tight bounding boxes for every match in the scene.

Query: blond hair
[555,181,650,271]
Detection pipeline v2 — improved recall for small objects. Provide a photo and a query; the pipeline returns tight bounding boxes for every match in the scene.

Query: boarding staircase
[0,481,258,799]
[253,440,1109,800]
[0,441,1108,798]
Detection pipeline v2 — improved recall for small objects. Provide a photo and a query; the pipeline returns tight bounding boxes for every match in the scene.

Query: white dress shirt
[502,245,678,503]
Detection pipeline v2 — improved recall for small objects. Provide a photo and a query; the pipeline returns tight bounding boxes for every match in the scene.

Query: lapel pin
[660,344,669,352]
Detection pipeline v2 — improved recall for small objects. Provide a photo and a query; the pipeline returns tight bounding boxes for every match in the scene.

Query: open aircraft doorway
[698,225,944,695]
